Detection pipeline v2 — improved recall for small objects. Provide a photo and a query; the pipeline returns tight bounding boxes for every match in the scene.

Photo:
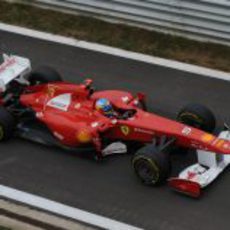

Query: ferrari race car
[0,54,230,198]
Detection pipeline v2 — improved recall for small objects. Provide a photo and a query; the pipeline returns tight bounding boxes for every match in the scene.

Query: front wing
[168,130,230,197]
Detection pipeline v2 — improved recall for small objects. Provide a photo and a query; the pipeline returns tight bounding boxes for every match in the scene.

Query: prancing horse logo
[120,126,130,136]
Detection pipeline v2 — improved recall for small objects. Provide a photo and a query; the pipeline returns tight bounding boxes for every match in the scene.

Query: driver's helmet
[95,98,114,117]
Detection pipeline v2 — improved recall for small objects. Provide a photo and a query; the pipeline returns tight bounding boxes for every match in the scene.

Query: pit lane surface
[0,30,230,230]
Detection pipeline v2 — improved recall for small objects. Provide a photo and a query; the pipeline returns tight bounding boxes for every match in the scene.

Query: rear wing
[0,54,31,92]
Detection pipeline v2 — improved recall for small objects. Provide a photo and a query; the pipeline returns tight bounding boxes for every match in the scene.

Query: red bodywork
[168,178,201,198]
[19,81,230,155]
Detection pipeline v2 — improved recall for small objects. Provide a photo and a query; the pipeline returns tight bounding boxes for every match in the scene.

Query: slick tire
[177,103,216,133]
[132,144,171,186]
[28,66,62,85]
[0,107,15,141]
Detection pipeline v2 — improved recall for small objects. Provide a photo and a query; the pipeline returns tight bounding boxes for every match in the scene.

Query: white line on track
[0,22,229,81]
[0,185,142,230]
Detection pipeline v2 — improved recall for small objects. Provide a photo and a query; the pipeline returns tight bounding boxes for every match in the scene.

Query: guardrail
[12,0,230,45]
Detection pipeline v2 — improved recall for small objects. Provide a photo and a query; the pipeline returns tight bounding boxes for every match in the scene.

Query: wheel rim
[134,157,159,184]
[0,126,4,140]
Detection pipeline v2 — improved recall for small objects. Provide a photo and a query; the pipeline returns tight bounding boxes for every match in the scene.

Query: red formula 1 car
[0,54,230,197]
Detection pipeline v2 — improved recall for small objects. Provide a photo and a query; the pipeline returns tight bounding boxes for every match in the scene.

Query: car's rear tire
[132,144,171,185]
[0,107,15,141]
[28,66,62,85]
[177,103,216,133]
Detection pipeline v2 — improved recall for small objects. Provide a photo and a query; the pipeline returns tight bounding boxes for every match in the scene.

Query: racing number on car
[120,126,130,136]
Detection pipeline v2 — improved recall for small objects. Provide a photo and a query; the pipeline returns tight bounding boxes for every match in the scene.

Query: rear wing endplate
[0,54,31,92]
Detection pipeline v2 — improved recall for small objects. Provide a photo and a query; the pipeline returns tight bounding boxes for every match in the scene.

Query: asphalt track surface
[0,30,230,230]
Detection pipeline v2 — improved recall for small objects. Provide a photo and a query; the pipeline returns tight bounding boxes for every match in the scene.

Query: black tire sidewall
[177,103,216,133]
[0,107,15,141]
[133,155,160,185]
[132,145,171,185]
[28,66,62,85]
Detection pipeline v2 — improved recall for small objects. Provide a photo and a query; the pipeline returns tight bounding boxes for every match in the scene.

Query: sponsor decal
[215,139,225,148]
[47,93,71,111]
[74,103,81,109]
[201,134,215,142]
[49,100,66,109]
[134,128,155,135]
[190,141,208,150]
[53,131,64,140]
[182,126,192,136]
[77,129,92,143]
[120,126,130,136]
[190,141,200,149]
[187,171,197,180]
[187,166,206,180]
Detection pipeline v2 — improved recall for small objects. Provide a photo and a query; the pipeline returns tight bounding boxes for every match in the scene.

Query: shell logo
[77,129,92,143]
[201,134,215,142]
[215,139,225,148]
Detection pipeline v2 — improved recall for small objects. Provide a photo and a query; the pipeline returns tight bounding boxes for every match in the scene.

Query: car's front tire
[132,144,171,185]
[0,107,15,141]
[177,103,216,133]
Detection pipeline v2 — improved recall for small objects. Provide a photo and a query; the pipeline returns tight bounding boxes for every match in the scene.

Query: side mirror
[83,79,94,97]
[84,79,93,88]
[137,92,146,101]
[137,92,147,111]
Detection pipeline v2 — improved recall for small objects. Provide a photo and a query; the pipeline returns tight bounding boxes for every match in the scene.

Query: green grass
[0,0,230,72]
[0,226,11,230]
